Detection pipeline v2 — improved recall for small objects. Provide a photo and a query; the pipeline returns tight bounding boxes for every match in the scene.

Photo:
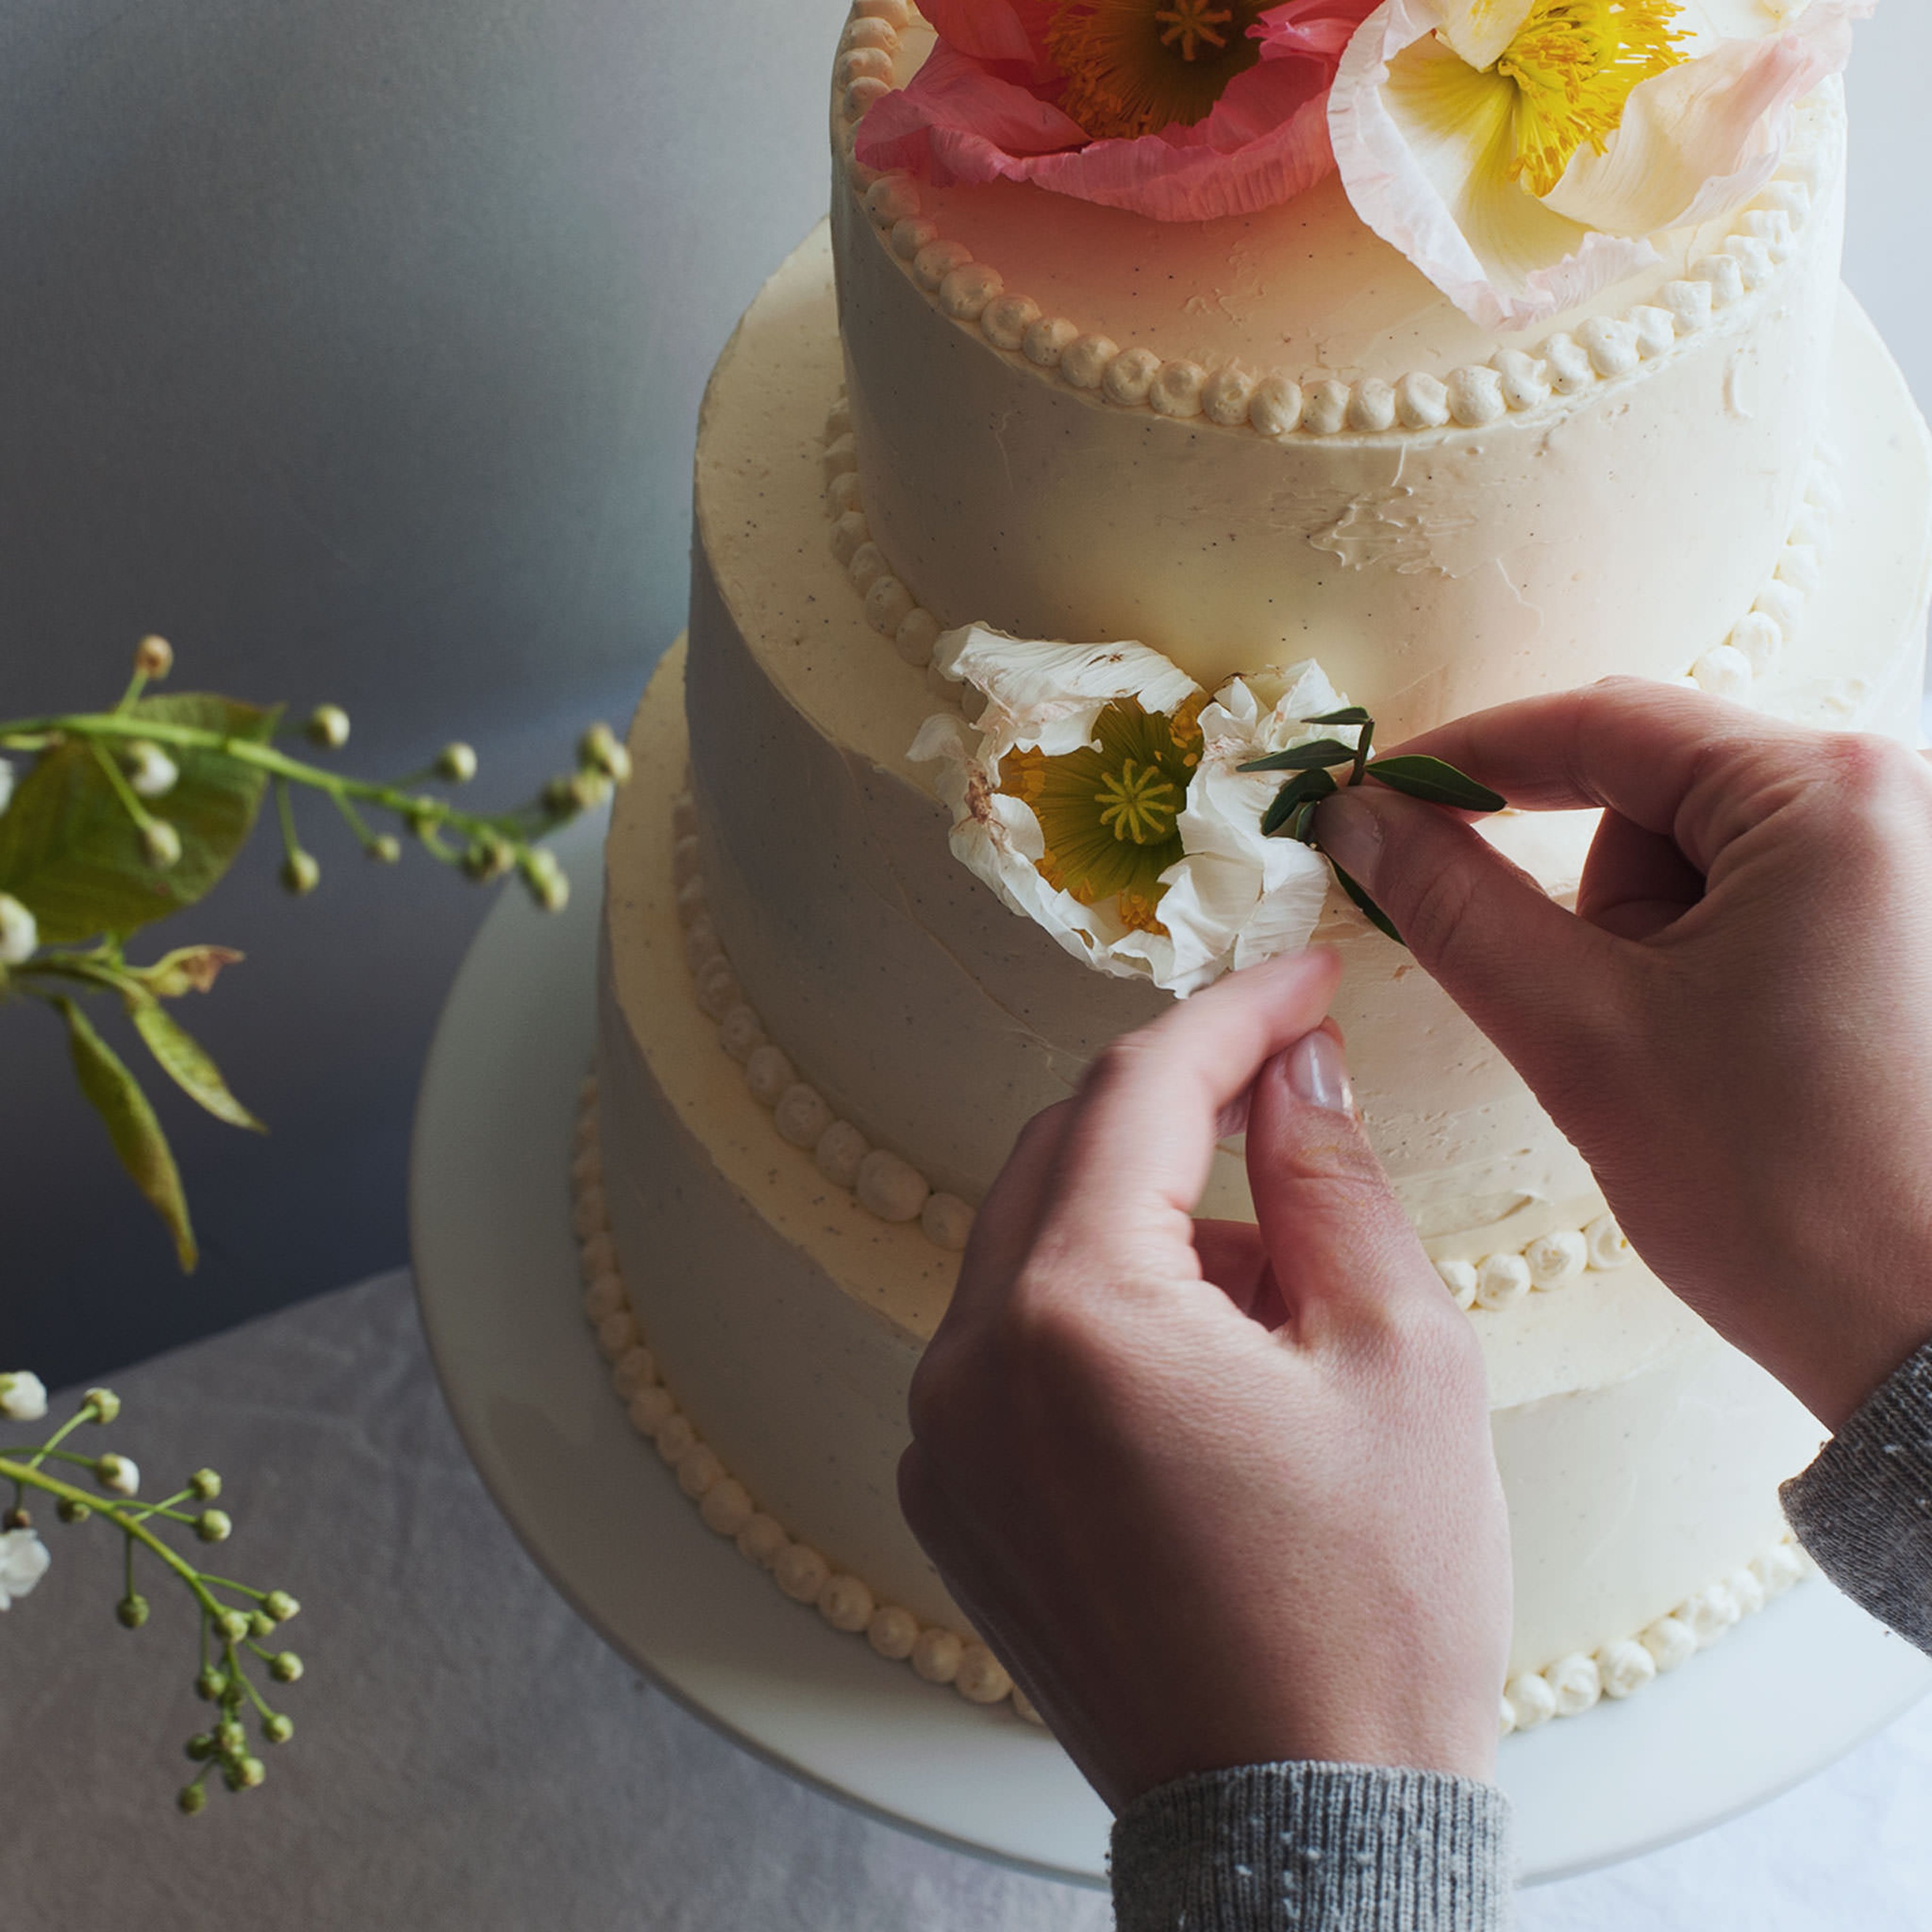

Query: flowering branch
[0,1373,303,1813]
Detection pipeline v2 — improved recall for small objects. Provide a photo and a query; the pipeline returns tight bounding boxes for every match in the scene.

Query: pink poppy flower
[853,0,1382,223]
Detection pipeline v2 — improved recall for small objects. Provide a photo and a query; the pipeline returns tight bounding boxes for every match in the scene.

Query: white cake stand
[410,808,1932,1889]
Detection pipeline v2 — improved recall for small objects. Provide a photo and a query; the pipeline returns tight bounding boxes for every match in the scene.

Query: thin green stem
[0,1456,225,1620]
[25,1406,98,1473]
[124,1533,136,1601]
[274,777,300,863]
[89,738,156,834]
[199,1576,268,1601]
[124,1487,194,1524]
[327,788,379,852]
[115,669,151,714]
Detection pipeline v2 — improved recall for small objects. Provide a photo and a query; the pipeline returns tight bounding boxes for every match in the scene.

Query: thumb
[1245,1027,1444,1328]
[1312,785,1626,1094]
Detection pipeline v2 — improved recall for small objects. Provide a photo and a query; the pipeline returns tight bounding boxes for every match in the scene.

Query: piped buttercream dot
[1753,579,1805,631]
[582,1273,625,1323]
[856,1147,930,1223]
[1102,347,1162,408]
[1547,1653,1601,1717]
[830,508,871,566]
[1585,1214,1633,1270]
[1597,1639,1656,1700]
[774,1083,835,1150]
[1525,1230,1587,1290]
[736,1513,788,1570]
[839,45,894,87]
[1691,254,1746,306]
[572,1186,608,1241]
[1541,333,1593,395]
[1301,379,1350,435]
[1693,643,1755,702]
[718,1004,768,1064]
[1753,1543,1806,1597]
[1059,334,1120,390]
[865,174,920,225]
[890,215,938,262]
[816,1119,870,1189]
[867,1604,920,1660]
[1727,1567,1767,1618]
[847,542,890,594]
[612,1347,659,1399]
[674,874,708,928]
[820,433,859,481]
[579,1231,615,1278]
[1249,375,1303,437]
[911,1627,964,1684]
[818,1573,876,1633]
[1447,365,1506,426]
[895,608,942,669]
[671,834,703,886]
[627,1385,676,1435]
[855,0,911,26]
[596,1309,639,1361]
[676,1444,724,1500]
[1201,366,1254,428]
[1022,316,1079,368]
[1776,543,1822,594]
[921,1192,974,1251]
[1723,235,1774,287]
[1505,1672,1557,1731]
[981,293,1041,352]
[824,397,852,440]
[682,918,723,975]
[654,1413,697,1465]
[775,1543,832,1604]
[745,1044,797,1108]
[1682,1582,1740,1647]
[866,576,917,637]
[1641,1615,1697,1672]
[669,791,697,840]
[1660,279,1714,333]
[955,1643,1014,1705]
[827,469,864,517]
[843,74,891,119]
[939,262,1003,321]
[1346,378,1397,433]
[1629,306,1677,358]
[1475,1252,1532,1311]
[1150,359,1208,419]
[700,1478,754,1538]
[1728,611,1783,674]
[1397,370,1453,428]
[1434,1258,1479,1310]
[1577,316,1640,378]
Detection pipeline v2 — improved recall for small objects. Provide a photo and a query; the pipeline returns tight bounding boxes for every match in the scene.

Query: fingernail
[1314,790,1386,891]
[1287,1030,1354,1115]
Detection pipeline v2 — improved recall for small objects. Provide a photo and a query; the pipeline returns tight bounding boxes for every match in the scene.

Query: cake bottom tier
[596,642,1831,1726]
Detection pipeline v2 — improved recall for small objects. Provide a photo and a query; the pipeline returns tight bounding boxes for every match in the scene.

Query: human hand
[899,950,1511,1812]
[1315,677,1932,1430]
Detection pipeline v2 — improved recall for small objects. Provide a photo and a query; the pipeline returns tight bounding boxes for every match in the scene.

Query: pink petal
[856,41,1090,178]
[1544,0,1872,234]
[918,0,1061,81]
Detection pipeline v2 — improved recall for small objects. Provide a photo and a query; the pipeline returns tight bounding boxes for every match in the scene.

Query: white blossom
[0,894,37,967]
[0,1528,50,1609]
[127,741,180,799]
[911,627,1343,998]
[96,1453,140,1497]
[0,1371,48,1422]
[0,755,13,816]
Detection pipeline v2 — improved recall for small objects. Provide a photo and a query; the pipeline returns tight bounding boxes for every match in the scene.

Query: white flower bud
[305,704,351,749]
[134,635,174,680]
[521,848,570,913]
[126,742,179,799]
[435,742,478,784]
[0,1526,52,1609]
[369,834,403,865]
[0,1372,48,1421]
[579,722,632,785]
[0,756,12,816]
[95,1453,140,1497]
[280,850,320,897]
[143,819,183,871]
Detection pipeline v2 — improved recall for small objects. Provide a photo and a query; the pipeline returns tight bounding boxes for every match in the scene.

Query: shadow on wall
[0,0,849,1384]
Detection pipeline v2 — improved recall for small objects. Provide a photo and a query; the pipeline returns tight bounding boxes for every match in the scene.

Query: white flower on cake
[909,625,1343,997]
[1328,0,1869,331]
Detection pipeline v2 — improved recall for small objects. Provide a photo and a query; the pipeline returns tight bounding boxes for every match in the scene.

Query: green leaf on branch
[128,1001,265,1133]
[1261,765,1338,837]
[1236,738,1358,776]
[1364,755,1507,814]
[55,996,198,1269]
[1328,861,1405,946]
[0,696,278,943]
[1300,706,1373,728]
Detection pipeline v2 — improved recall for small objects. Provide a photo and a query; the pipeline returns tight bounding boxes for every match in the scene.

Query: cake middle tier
[687,223,1931,1243]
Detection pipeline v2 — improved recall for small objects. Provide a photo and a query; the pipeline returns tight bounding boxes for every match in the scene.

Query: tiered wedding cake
[581,0,1932,1734]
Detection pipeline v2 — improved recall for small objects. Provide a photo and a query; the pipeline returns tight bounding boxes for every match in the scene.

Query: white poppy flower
[0,1372,48,1422]
[0,1528,50,1610]
[1329,0,1868,331]
[910,626,1342,998]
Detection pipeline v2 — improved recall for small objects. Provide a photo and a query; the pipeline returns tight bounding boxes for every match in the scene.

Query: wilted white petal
[0,1527,51,1610]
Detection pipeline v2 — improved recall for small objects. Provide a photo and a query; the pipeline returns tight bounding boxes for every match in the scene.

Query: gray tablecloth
[2,1271,1927,1930]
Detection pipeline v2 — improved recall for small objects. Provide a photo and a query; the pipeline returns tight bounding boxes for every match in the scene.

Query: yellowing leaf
[129,1001,265,1134]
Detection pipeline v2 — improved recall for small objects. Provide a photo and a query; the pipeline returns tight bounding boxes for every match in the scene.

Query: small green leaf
[1285,798,1321,845]
[1301,706,1373,728]
[128,1001,265,1133]
[1329,861,1405,946]
[1237,738,1358,776]
[0,697,278,943]
[1364,755,1507,814]
[1262,765,1339,837]
[55,996,198,1269]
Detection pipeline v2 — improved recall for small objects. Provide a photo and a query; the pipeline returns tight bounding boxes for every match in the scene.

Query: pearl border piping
[572,1072,1039,1721]
[830,5,1837,443]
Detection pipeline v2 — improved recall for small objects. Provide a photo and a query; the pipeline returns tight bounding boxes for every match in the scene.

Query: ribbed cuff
[1782,1336,1932,1655]
[1110,1761,1514,1932]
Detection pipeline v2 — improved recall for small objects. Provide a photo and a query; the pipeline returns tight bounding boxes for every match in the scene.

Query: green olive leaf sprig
[0,635,632,1268]
[1242,707,1505,946]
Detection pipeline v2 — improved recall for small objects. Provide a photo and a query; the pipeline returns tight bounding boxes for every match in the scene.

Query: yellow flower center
[1494,0,1687,198]
[999,694,1204,934]
[1046,0,1267,142]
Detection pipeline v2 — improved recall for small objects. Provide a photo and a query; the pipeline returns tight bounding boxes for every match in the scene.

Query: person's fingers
[1576,809,1707,939]
[1192,1219,1288,1329]
[1025,948,1343,1283]
[943,1099,1078,1323]
[1390,677,1821,876]
[1243,1029,1443,1332]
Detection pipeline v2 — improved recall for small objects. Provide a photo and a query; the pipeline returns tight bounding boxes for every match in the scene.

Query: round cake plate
[411,808,1932,1890]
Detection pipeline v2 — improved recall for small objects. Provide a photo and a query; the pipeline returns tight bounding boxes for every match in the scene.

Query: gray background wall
[2,1,1926,1385]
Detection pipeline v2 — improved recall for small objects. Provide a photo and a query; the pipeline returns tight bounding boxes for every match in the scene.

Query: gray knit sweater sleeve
[1781,1335,1932,1653]
[1110,1762,1512,1931]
